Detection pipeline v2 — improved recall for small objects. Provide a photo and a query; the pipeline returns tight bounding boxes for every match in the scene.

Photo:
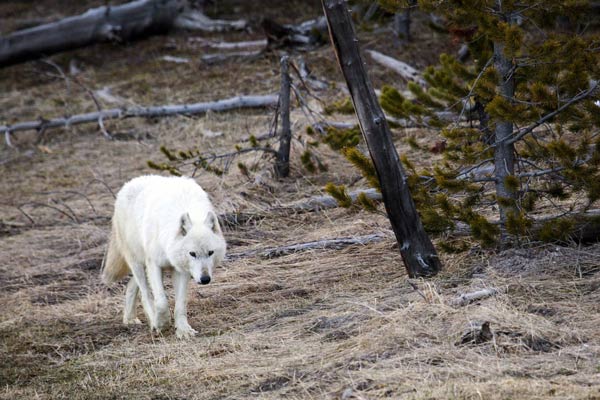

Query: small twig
[37,190,98,215]
[406,279,428,301]
[86,177,116,199]
[15,205,36,225]
[50,198,80,223]
[18,202,78,223]
[4,131,14,148]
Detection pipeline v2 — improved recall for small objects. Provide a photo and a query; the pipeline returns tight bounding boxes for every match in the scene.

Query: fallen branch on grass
[190,38,267,50]
[174,8,247,32]
[448,287,503,307]
[200,50,264,64]
[1,95,278,136]
[198,16,330,65]
[366,50,426,87]
[227,233,385,260]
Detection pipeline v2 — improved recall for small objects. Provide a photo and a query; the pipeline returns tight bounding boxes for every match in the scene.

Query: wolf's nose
[199,276,211,285]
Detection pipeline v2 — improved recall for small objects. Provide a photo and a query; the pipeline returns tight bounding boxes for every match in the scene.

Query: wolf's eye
[189,252,197,258]
[208,250,214,257]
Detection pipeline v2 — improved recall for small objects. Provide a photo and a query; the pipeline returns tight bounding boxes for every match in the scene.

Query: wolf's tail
[101,220,129,284]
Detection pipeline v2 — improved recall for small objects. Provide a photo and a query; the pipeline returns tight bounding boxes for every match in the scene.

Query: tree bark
[322,0,441,278]
[393,0,416,43]
[492,10,517,228]
[275,55,292,178]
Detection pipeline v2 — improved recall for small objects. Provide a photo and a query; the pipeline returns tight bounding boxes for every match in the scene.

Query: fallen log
[0,0,248,68]
[262,17,328,49]
[190,38,267,50]
[227,233,385,260]
[200,50,263,65]
[366,50,426,86]
[173,7,247,32]
[296,58,329,90]
[1,95,277,136]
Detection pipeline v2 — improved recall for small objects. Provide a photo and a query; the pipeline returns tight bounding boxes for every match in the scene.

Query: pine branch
[505,82,599,146]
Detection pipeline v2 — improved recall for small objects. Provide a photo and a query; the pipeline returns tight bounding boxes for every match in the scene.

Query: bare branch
[448,287,504,307]
[0,95,278,136]
[366,50,426,87]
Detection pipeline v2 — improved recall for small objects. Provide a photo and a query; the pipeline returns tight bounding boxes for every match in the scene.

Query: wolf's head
[171,210,226,285]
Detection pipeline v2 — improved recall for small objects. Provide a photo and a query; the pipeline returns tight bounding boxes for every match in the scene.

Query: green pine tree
[376,0,600,244]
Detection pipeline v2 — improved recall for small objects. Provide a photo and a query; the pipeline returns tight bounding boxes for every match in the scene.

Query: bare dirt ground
[1,1,600,399]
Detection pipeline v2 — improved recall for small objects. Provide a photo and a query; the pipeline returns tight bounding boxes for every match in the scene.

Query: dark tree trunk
[0,0,182,68]
[321,0,441,278]
[393,0,416,42]
[275,55,292,178]
[492,5,517,228]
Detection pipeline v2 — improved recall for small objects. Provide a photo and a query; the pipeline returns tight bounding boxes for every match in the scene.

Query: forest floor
[1,1,600,399]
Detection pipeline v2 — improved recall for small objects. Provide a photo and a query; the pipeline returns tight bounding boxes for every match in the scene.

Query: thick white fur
[102,175,226,339]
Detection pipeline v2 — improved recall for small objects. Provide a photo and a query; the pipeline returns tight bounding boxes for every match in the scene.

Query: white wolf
[102,175,226,339]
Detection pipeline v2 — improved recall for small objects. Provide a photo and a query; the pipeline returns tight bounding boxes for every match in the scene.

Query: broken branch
[366,50,426,86]
[1,95,278,136]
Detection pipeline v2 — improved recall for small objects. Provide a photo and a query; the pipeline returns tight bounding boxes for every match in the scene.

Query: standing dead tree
[322,0,441,278]
[275,55,292,178]
[147,56,305,178]
[0,0,247,68]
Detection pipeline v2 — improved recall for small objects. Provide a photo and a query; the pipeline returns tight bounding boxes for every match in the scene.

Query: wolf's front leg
[173,270,197,339]
[147,262,171,332]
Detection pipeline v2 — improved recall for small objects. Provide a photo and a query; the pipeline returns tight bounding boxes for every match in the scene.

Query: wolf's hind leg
[123,278,141,325]
[128,262,156,330]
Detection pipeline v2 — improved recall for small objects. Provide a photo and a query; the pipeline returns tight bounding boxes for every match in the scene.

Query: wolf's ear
[204,211,222,235]
[180,212,192,236]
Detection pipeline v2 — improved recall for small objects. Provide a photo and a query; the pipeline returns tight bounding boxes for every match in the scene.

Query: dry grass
[2,2,600,399]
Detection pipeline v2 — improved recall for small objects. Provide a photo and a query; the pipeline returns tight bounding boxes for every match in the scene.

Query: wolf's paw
[123,318,142,325]
[176,323,198,339]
